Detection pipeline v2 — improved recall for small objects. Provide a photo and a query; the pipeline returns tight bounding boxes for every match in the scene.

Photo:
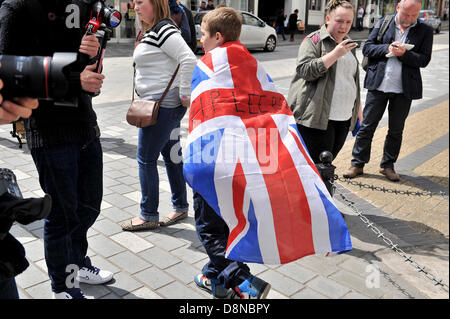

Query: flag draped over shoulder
[183,41,352,264]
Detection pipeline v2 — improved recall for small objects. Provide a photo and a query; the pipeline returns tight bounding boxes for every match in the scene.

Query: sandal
[120,219,159,231]
[159,212,188,226]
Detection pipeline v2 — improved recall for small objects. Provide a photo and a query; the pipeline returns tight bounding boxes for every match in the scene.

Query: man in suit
[344,0,433,182]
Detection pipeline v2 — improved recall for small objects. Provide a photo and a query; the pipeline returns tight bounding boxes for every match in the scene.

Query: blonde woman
[121,0,197,231]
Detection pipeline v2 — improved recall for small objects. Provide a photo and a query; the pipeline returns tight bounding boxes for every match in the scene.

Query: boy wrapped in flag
[183,7,352,299]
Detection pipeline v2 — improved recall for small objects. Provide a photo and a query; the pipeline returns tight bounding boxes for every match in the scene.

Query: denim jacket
[287,25,360,131]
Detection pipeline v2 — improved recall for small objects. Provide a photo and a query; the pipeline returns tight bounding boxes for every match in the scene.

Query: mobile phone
[347,40,362,48]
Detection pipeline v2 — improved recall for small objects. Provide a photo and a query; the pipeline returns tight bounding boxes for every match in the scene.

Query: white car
[194,10,277,53]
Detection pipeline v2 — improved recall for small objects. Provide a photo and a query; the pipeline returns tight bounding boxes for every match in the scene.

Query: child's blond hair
[202,7,242,43]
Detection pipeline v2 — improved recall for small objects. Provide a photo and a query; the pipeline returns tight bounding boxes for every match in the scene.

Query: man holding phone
[344,0,433,182]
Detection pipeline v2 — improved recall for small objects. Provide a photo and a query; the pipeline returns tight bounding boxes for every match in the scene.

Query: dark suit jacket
[362,15,434,100]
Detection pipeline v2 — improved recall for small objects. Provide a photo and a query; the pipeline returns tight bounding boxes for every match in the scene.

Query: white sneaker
[52,288,86,299]
[76,257,113,285]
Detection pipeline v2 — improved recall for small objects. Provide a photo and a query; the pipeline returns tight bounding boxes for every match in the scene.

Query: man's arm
[362,20,390,59]
[398,25,434,68]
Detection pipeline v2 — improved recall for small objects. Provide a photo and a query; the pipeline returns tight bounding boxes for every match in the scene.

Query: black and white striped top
[133,19,197,99]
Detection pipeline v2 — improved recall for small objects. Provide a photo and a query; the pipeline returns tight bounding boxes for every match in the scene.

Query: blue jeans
[351,90,412,169]
[31,137,103,292]
[137,106,189,222]
[194,192,251,289]
[0,278,19,299]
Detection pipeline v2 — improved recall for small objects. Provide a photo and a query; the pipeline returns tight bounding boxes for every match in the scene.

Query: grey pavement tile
[146,232,188,251]
[18,288,31,299]
[23,240,45,262]
[296,255,341,277]
[99,293,122,299]
[103,193,137,209]
[330,270,385,299]
[25,280,53,299]
[306,276,351,299]
[123,287,163,299]
[134,267,175,290]
[93,217,123,236]
[338,258,372,278]
[104,169,129,179]
[79,282,112,299]
[15,263,49,289]
[109,183,136,195]
[109,251,152,274]
[87,227,99,238]
[171,228,203,247]
[266,289,289,299]
[156,281,205,299]
[103,175,122,187]
[291,287,329,299]
[30,227,44,239]
[257,269,304,297]
[105,271,143,296]
[101,206,133,223]
[247,262,270,276]
[116,176,139,186]
[110,232,154,253]
[170,246,208,264]
[10,224,37,245]
[88,234,126,257]
[165,262,199,284]
[138,247,182,269]
[35,259,48,273]
[277,262,317,284]
[343,291,371,299]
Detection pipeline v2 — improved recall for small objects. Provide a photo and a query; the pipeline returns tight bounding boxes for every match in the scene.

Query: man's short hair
[202,7,242,42]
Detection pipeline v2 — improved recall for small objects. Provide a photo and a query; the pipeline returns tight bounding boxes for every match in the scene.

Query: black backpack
[361,14,394,71]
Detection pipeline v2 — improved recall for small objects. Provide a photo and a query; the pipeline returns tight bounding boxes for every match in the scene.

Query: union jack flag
[183,41,352,264]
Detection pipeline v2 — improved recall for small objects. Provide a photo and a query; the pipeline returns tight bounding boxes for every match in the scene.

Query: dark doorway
[258,0,285,26]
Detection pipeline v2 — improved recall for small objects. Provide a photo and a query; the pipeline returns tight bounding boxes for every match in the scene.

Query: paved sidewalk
[0,33,448,300]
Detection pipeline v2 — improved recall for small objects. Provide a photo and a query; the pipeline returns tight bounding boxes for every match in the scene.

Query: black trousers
[351,90,412,169]
[193,192,251,289]
[297,119,351,164]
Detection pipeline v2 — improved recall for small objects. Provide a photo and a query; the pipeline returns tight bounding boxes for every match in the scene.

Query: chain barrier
[334,175,448,199]
[331,175,449,294]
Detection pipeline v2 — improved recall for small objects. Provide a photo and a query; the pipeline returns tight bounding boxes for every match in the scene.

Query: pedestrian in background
[121,0,196,231]
[288,9,299,42]
[197,1,206,12]
[357,4,365,31]
[344,0,433,182]
[206,0,215,10]
[276,9,287,41]
[287,0,362,164]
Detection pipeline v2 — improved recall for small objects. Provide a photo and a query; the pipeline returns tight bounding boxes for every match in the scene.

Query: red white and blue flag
[183,42,351,264]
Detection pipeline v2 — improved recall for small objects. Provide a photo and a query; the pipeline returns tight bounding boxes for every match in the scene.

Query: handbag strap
[132,64,180,103]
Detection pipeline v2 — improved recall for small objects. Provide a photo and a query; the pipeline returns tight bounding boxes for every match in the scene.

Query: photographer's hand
[0,78,39,124]
[79,34,101,59]
[81,62,105,93]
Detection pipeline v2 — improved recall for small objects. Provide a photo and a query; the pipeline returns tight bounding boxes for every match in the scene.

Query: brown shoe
[343,166,364,179]
[379,167,400,182]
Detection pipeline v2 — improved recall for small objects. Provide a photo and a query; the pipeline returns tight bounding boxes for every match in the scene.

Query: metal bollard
[315,151,336,197]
